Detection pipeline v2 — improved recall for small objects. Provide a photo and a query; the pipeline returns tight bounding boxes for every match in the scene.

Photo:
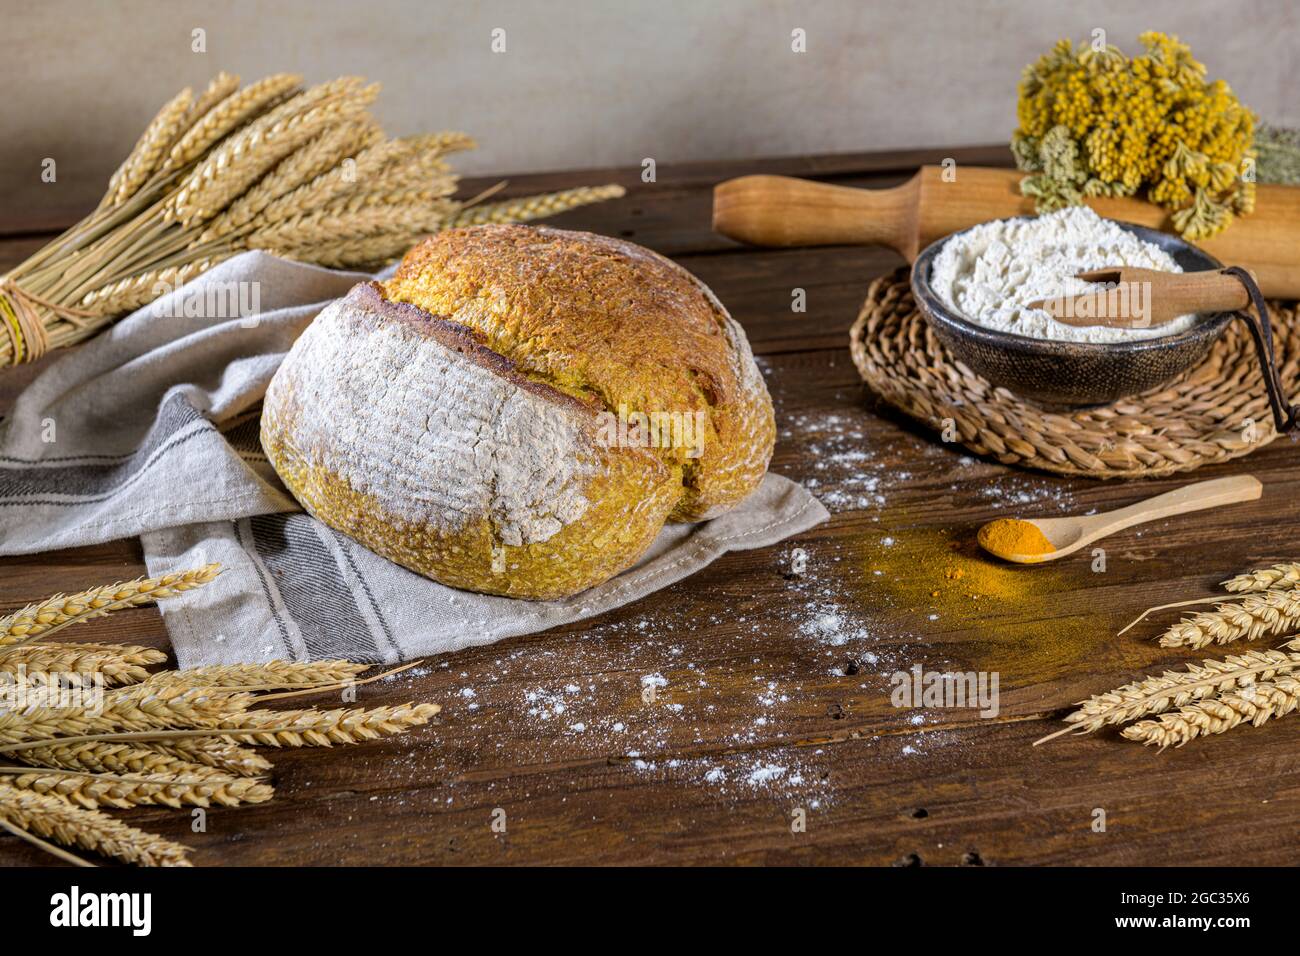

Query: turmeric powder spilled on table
[977,518,1055,559]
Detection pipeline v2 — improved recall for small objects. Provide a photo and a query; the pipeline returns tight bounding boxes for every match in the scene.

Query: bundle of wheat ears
[1038,560,1300,749]
[0,563,438,866]
[0,71,624,367]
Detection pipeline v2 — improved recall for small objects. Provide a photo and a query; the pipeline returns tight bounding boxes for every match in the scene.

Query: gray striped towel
[0,252,828,666]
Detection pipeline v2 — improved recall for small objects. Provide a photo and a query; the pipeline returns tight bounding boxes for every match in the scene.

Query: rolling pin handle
[712,173,918,254]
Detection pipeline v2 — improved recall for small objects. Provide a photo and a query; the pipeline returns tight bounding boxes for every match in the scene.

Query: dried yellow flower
[1012,32,1256,239]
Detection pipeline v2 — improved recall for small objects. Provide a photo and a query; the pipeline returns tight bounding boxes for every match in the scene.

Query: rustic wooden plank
[4,341,1300,865]
[3,149,1300,867]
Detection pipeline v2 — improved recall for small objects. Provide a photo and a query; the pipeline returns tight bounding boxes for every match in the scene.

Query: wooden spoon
[977,475,1262,564]
[1027,267,1252,329]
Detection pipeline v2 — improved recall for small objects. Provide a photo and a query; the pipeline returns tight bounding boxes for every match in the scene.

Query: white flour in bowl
[929,206,1195,344]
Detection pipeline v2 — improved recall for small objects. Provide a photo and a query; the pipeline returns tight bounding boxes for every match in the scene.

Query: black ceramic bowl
[910,219,1232,407]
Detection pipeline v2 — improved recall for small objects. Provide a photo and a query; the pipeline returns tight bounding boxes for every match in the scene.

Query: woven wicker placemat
[849,268,1300,479]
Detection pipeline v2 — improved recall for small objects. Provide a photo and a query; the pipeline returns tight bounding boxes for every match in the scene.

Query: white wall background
[3,0,1296,221]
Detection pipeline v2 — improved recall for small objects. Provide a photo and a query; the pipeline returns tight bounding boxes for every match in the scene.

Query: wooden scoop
[977,475,1262,564]
[712,168,1300,299]
[1027,267,1253,329]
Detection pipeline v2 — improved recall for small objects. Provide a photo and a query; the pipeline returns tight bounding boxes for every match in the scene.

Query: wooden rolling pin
[712,166,1300,300]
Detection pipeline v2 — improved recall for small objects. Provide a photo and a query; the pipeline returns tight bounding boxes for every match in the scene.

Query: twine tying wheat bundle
[0,565,439,866]
[0,71,625,368]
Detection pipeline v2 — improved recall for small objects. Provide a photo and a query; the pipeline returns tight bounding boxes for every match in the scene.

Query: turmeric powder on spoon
[978,518,1055,559]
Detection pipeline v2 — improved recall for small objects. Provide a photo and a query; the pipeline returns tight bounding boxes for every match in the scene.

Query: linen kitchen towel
[0,252,828,666]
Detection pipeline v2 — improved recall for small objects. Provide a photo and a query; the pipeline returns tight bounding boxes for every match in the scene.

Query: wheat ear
[101,86,195,208]
[247,204,454,251]
[325,184,458,214]
[215,702,441,746]
[1223,561,1300,594]
[205,118,384,238]
[1157,588,1300,648]
[0,686,252,745]
[145,659,368,690]
[369,155,454,192]
[78,258,227,314]
[159,72,303,175]
[281,233,427,269]
[169,78,378,225]
[385,131,477,163]
[0,563,220,649]
[256,135,426,227]
[176,71,242,137]
[1035,645,1300,744]
[0,643,166,685]
[446,184,627,227]
[143,739,272,777]
[10,738,245,778]
[0,782,191,866]
[5,769,273,810]
[1121,675,1300,749]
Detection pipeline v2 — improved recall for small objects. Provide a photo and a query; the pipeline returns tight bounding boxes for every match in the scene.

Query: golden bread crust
[386,225,775,520]
[262,226,774,600]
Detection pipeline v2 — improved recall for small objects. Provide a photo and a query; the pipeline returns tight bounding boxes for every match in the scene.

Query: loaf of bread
[260,225,774,599]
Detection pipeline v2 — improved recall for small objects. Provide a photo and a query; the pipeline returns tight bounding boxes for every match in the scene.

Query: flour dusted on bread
[261,225,775,600]
[930,207,1194,344]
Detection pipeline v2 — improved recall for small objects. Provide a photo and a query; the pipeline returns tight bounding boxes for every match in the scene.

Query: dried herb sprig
[1255,125,1300,186]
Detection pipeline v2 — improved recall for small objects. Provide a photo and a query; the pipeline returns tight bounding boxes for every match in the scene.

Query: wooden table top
[3,146,1299,867]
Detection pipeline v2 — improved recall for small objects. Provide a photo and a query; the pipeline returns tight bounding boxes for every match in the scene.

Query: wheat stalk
[145,738,272,777]
[0,782,191,866]
[0,567,444,866]
[215,702,441,746]
[1121,675,1300,748]
[102,86,195,208]
[247,204,454,251]
[145,659,368,690]
[0,643,166,685]
[1223,561,1300,594]
[202,118,384,239]
[255,136,425,228]
[1157,588,1300,648]
[77,257,229,313]
[447,184,627,227]
[159,72,303,176]
[2,72,624,369]
[169,79,379,225]
[5,768,273,810]
[177,71,242,136]
[0,563,220,649]
[0,685,250,746]
[1035,644,1300,744]
[281,233,430,269]
[12,738,240,778]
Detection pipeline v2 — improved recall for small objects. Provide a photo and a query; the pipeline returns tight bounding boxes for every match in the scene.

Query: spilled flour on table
[363,380,1084,818]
